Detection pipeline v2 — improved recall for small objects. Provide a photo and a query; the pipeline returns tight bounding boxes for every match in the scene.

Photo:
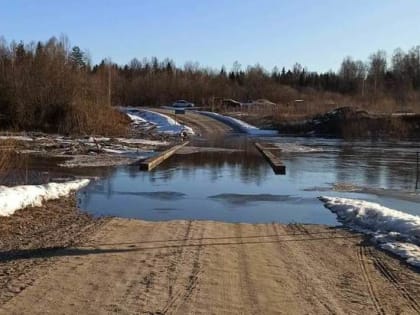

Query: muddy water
[78,136,420,224]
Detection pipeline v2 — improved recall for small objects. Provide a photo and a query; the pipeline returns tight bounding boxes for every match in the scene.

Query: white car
[172,100,194,108]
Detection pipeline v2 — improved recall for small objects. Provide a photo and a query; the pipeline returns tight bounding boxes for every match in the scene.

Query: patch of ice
[209,193,298,205]
[0,179,90,216]
[102,148,130,154]
[199,111,278,135]
[58,155,140,168]
[102,147,153,157]
[319,196,420,267]
[273,143,323,153]
[116,138,168,146]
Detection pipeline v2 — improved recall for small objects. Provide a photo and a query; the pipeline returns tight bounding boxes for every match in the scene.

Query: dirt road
[150,108,234,137]
[2,218,419,314]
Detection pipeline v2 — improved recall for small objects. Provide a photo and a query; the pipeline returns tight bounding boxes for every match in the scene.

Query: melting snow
[0,179,90,216]
[124,108,194,135]
[319,196,420,267]
[115,138,168,146]
[199,111,278,135]
[0,135,33,141]
[273,143,323,153]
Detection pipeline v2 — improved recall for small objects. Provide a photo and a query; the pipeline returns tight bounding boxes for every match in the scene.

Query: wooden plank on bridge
[140,141,190,171]
[255,142,286,175]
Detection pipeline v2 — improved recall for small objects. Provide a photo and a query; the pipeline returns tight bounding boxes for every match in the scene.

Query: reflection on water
[94,191,187,200]
[275,137,420,191]
[0,155,115,185]
[78,137,420,224]
[208,193,299,205]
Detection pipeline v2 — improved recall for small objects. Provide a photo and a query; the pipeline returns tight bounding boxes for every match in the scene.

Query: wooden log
[255,142,286,175]
[140,141,190,171]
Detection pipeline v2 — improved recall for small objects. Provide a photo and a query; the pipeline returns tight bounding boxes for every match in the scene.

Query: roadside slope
[2,219,419,314]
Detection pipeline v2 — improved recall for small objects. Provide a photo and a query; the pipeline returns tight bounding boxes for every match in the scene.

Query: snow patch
[0,179,90,216]
[0,135,33,141]
[199,111,278,135]
[116,138,168,146]
[273,143,323,153]
[102,147,153,158]
[126,113,146,124]
[87,137,111,142]
[124,108,194,135]
[319,196,420,267]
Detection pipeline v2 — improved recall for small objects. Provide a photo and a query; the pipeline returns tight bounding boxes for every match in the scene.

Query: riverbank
[1,203,419,314]
[0,108,238,169]
[0,196,106,305]
[226,106,420,139]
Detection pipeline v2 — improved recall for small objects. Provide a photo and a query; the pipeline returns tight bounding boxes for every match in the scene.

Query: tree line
[113,47,420,110]
[0,36,419,133]
[0,36,126,134]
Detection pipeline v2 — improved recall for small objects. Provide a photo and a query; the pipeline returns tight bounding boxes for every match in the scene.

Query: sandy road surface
[2,219,419,315]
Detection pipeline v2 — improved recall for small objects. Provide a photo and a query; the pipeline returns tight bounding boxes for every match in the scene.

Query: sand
[1,216,419,314]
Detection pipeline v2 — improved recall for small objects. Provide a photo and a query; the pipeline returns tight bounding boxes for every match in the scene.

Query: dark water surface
[77,136,420,224]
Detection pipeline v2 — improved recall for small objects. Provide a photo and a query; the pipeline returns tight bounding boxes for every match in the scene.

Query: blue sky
[1,0,419,72]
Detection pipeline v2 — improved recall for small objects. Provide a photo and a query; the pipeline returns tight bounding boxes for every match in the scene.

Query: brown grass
[0,139,29,184]
[221,92,420,125]
[61,103,129,137]
[218,93,420,138]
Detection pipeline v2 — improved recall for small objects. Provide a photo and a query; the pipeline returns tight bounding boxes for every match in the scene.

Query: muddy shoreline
[0,196,107,305]
[227,107,420,139]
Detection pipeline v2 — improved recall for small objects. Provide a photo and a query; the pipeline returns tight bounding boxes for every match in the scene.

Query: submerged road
[2,219,420,314]
[2,110,420,314]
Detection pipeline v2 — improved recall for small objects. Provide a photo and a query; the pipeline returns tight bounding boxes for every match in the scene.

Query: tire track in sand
[271,223,346,315]
[357,244,385,315]
[162,223,206,315]
[367,245,420,313]
[234,224,261,315]
[111,223,160,313]
[159,221,195,314]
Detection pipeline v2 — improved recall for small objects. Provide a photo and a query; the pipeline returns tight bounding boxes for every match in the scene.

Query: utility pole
[108,62,112,107]
[362,78,365,97]
[416,152,419,190]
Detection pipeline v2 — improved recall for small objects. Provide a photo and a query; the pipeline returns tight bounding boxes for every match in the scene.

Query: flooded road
[78,136,420,224]
[4,134,420,314]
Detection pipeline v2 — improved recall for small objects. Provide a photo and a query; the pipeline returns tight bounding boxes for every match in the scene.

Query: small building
[221,99,242,108]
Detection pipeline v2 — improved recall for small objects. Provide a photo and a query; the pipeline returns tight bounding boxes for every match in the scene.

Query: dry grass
[61,103,129,137]
[0,139,29,185]
[218,93,420,139]
[221,92,420,125]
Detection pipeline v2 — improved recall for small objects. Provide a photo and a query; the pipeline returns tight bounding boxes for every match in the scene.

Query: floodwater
[77,136,420,225]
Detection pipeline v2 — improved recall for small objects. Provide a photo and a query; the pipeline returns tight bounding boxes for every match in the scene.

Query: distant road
[149,108,234,137]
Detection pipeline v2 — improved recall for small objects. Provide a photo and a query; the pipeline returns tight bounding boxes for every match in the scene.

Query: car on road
[172,100,195,108]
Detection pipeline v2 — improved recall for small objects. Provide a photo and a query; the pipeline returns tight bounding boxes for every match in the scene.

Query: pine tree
[69,46,86,69]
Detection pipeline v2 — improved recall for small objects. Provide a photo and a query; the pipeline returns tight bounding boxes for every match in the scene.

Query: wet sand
[1,212,419,314]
